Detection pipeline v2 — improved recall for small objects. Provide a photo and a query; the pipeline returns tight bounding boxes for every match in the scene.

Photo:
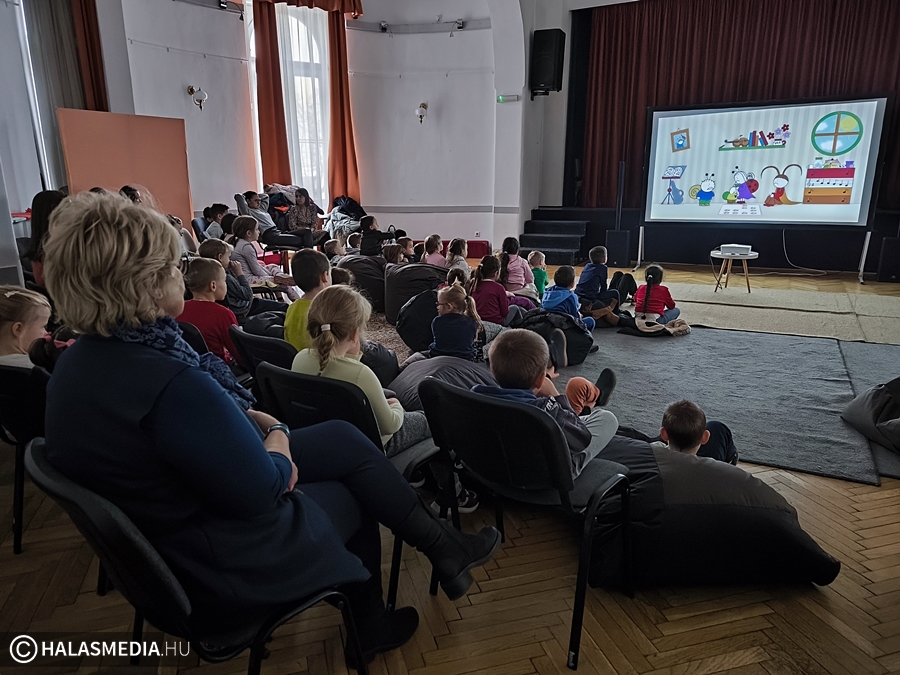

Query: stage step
[520,232,583,251]
[523,219,587,235]
[520,247,575,267]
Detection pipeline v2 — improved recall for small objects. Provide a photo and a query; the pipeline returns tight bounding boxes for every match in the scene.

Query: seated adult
[41,192,500,665]
[287,188,328,248]
[237,190,310,250]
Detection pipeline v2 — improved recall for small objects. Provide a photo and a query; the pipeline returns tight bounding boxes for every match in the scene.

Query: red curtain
[253,1,293,185]
[253,0,362,193]
[583,0,900,210]
[71,0,109,112]
[327,11,360,202]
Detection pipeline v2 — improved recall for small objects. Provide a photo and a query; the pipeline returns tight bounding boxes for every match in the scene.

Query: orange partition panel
[57,109,193,224]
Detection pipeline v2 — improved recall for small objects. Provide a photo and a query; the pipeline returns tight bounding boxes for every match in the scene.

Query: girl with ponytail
[429,283,483,360]
[468,255,533,326]
[292,284,434,457]
[634,264,680,324]
[499,237,538,300]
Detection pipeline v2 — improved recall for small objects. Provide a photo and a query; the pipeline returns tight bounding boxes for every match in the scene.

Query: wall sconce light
[187,86,208,111]
[415,102,427,124]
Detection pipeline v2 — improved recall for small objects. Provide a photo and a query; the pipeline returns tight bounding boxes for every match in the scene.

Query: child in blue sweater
[543,266,598,331]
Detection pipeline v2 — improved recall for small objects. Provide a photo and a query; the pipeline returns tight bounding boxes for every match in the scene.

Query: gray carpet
[556,327,883,485]
[839,341,900,479]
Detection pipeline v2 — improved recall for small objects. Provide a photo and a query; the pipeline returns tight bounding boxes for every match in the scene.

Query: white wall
[94,0,257,213]
[0,2,43,213]
[347,0,496,242]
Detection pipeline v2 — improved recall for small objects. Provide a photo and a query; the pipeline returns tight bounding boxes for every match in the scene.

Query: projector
[720,244,753,256]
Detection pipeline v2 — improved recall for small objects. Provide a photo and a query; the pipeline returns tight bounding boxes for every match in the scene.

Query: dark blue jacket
[45,336,368,629]
[430,313,479,360]
[575,263,609,301]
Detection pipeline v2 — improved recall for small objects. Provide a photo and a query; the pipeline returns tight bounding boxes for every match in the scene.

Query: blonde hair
[198,237,234,260]
[307,284,371,372]
[184,257,225,292]
[42,192,181,336]
[0,286,51,331]
[528,250,545,267]
[438,282,482,333]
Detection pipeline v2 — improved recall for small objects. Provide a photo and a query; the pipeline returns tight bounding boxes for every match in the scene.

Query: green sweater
[532,268,549,296]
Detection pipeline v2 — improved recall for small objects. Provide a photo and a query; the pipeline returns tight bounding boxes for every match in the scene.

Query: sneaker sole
[440,528,502,600]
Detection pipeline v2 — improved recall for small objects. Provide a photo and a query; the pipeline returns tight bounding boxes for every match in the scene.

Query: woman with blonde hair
[41,192,499,667]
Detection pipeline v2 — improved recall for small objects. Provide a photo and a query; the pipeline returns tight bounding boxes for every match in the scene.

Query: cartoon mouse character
[732,167,758,204]
[689,173,716,206]
[761,164,802,206]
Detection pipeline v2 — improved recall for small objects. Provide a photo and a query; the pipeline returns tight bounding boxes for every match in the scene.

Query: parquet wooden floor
[2,273,899,675]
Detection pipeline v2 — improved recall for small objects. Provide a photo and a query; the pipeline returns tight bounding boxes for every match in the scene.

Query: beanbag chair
[361,340,400,388]
[842,376,900,453]
[242,311,286,339]
[588,436,841,587]
[517,309,594,366]
[337,255,386,312]
[384,263,447,324]
[396,289,439,352]
[388,356,497,412]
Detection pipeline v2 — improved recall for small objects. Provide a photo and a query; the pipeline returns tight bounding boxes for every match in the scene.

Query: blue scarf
[112,316,256,410]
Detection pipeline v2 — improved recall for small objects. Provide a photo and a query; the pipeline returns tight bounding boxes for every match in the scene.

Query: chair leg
[337,594,368,675]
[429,504,449,596]
[386,535,404,611]
[13,443,24,554]
[131,610,143,665]
[568,515,597,670]
[97,562,110,596]
[247,641,266,675]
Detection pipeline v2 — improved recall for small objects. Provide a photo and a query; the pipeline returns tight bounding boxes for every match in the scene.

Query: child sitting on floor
[421,234,447,267]
[445,238,470,280]
[576,246,620,313]
[198,238,287,321]
[634,264,679,324]
[283,249,331,352]
[345,232,362,255]
[651,400,738,464]
[430,283,482,361]
[178,258,243,366]
[0,286,51,369]
[474,329,618,478]
[499,237,538,300]
[529,251,548,296]
[324,238,345,265]
[468,255,532,326]
[398,236,416,263]
[543,266,616,331]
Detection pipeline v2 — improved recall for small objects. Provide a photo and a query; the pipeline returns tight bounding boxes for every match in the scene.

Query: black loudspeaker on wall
[606,160,630,267]
[530,29,565,91]
[877,237,900,282]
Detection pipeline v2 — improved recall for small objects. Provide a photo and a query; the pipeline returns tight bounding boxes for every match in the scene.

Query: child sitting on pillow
[652,400,738,464]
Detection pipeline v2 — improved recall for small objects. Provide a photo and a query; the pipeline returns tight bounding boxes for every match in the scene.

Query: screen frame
[640,94,893,231]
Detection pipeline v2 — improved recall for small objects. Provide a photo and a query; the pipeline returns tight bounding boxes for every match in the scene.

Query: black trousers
[260,227,309,249]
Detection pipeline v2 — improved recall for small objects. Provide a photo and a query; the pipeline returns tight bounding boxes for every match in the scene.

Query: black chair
[0,365,50,554]
[418,378,632,671]
[255,362,441,611]
[177,321,210,354]
[190,218,210,242]
[25,439,368,675]
[228,327,297,378]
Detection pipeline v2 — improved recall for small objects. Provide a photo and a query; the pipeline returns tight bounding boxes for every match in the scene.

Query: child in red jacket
[634,264,680,324]
[178,258,243,366]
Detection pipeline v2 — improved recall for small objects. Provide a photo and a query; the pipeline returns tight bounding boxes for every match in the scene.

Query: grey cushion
[389,357,497,412]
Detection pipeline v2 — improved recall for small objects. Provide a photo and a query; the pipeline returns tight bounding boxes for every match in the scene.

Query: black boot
[595,367,617,406]
[392,500,501,600]
[342,578,419,670]
[548,328,568,370]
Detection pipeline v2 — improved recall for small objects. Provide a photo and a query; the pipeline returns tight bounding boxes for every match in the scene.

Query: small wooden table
[710,250,759,293]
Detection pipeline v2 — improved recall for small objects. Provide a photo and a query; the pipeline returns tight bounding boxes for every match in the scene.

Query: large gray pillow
[389,356,497,411]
